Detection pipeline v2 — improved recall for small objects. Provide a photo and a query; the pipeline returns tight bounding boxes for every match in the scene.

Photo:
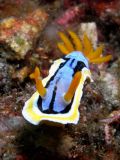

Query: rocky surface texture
[0,0,120,160]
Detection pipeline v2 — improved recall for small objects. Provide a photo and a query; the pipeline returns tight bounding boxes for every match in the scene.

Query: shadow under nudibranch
[16,122,73,159]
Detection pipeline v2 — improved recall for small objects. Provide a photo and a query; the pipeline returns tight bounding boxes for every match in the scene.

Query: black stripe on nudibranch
[42,85,58,114]
[60,97,74,113]
[70,59,75,67]
[37,59,87,114]
[47,77,60,113]
[73,61,86,76]
[45,58,69,88]
[37,58,69,113]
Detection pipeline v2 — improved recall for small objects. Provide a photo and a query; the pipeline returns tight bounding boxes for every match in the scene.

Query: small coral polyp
[22,30,112,125]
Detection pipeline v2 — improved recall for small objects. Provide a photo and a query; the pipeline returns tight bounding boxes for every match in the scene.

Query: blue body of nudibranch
[38,51,89,113]
[22,50,92,125]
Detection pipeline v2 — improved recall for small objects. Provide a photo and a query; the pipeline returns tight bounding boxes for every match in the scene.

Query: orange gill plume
[87,43,112,64]
[67,30,83,51]
[57,30,83,54]
[82,32,93,57]
[57,30,112,64]
[57,31,74,54]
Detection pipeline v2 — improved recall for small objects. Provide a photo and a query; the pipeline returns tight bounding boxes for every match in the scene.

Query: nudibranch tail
[83,33,93,56]
[67,30,83,51]
[58,32,74,52]
[64,71,81,103]
[89,55,112,64]
[30,67,46,98]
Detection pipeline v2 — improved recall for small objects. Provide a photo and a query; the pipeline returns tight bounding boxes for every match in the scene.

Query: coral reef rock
[0,8,48,60]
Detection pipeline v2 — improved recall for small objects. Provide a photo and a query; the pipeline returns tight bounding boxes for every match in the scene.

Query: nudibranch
[22,30,112,125]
